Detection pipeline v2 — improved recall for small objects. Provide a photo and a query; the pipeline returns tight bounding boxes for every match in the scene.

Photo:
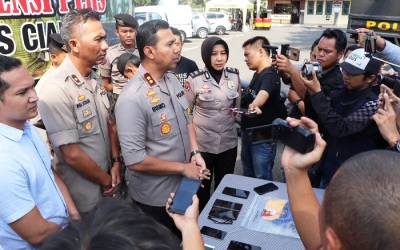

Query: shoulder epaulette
[109,43,119,49]
[189,69,204,78]
[226,67,239,74]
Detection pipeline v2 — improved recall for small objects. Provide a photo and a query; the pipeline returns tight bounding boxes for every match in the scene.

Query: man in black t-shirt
[275,28,347,137]
[170,27,199,86]
[241,36,282,180]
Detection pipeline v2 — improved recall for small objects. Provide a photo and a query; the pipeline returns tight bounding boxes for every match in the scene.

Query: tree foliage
[135,0,158,6]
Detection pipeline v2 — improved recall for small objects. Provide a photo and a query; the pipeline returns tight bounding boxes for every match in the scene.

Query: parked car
[192,12,210,39]
[202,12,232,35]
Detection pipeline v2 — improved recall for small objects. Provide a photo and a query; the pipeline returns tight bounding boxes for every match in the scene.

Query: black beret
[114,14,139,29]
[48,33,67,52]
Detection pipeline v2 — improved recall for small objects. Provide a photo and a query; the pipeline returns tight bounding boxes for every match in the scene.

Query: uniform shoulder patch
[226,67,239,74]
[189,69,204,78]
[109,43,119,50]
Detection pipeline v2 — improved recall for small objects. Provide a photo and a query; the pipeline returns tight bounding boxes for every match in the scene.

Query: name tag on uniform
[75,99,97,123]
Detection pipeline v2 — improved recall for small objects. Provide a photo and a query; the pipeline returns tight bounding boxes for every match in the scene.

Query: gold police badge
[78,94,85,101]
[227,80,235,89]
[160,123,171,134]
[85,121,92,131]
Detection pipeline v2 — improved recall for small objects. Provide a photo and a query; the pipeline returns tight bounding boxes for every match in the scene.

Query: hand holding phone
[230,108,257,116]
[168,177,201,214]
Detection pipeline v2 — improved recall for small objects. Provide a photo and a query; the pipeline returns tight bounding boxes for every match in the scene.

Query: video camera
[377,75,400,97]
[301,59,323,78]
[263,44,300,61]
[245,118,316,154]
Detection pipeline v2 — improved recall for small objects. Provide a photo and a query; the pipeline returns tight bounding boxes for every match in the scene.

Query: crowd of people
[1,8,400,250]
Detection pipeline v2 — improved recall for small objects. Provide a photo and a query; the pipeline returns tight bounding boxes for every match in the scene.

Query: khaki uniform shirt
[38,55,111,213]
[184,68,240,154]
[98,43,139,94]
[31,66,56,127]
[115,65,191,206]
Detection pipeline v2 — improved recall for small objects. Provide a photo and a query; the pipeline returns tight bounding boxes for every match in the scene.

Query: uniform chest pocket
[150,109,178,141]
[75,99,97,123]
[75,100,101,137]
[197,92,216,109]
[198,92,215,102]
[226,90,239,100]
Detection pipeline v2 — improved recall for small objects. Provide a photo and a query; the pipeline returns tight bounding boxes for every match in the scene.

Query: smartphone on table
[168,177,201,214]
[253,182,278,195]
[222,187,250,199]
[200,226,227,240]
[227,240,262,250]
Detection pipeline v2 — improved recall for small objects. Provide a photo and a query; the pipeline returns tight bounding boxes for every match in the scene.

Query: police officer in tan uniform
[98,14,139,111]
[32,33,67,129]
[38,9,121,214]
[115,20,209,237]
[184,37,241,211]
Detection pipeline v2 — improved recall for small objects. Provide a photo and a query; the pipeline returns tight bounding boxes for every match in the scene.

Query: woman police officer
[184,37,241,211]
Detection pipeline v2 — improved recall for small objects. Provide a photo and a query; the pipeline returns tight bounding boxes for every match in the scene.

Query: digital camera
[301,60,322,78]
[263,44,300,61]
[377,75,400,97]
[245,118,316,154]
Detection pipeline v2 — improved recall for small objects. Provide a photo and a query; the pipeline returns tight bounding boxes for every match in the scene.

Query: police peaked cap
[114,14,139,29]
[49,33,67,52]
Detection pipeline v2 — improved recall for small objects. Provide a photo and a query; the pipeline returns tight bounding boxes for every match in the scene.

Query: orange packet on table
[262,199,287,221]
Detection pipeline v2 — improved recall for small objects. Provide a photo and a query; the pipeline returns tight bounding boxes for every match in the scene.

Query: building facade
[265,0,350,26]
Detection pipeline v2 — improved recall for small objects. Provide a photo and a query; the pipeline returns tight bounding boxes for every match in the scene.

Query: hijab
[201,37,229,83]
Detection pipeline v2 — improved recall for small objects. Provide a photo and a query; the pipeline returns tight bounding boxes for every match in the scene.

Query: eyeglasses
[207,215,233,225]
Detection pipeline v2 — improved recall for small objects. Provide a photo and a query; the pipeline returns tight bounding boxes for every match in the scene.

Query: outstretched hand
[166,193,200,232]
[373,85,400,146]
[299,70,322,95]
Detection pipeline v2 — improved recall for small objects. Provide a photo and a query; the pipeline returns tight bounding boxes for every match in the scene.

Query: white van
[134,5,193,41]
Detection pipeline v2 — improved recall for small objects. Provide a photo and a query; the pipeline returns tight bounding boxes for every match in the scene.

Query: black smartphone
[222,187,250,199]
[213,199,243,211]
[168,177,201,214]
[281,44,300,61]
[253,182,278,195]
[200,226,227,240]
[209,206,240,220]
[227,240,262,250]
[231,108,257,116]
[286,47,300,61]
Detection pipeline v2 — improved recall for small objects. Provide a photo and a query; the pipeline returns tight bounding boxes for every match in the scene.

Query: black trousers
[197,146,237,212]
[134,199,181,239]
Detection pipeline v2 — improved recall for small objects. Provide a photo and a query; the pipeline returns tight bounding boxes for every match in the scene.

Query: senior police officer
[184,37,241,211]
[38,9,122,214]
[99,13,139,111]
[115,19,209,236]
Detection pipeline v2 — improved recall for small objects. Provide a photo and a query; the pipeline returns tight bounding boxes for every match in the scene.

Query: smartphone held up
[168,177,201,214]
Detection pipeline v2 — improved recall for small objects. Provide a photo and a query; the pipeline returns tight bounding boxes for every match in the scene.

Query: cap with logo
[48,33,67,53]
[339,48,381,75]
[114,14,139,29]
